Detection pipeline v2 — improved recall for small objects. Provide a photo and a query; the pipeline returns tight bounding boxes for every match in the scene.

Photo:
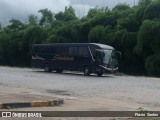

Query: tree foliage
[143,0,160,20]
[55,6,77,22]
[113,3,130,11]
[28,14,38,26]
[135,19,160,76]
[88,25,105,43]
[38,8,54,29]
[0,0,160,76]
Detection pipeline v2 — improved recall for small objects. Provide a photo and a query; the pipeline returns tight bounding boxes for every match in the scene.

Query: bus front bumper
[99,65,118,73]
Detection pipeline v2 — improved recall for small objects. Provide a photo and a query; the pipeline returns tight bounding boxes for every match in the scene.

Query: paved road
[0,66,160,112]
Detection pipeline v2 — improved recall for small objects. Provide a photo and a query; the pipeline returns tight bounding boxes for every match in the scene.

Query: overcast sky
[0,0,138,25]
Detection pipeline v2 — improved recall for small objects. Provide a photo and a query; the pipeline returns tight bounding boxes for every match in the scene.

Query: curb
[0,99,64,109]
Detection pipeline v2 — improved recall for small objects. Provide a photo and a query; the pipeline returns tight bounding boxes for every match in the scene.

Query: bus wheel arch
[44,63,52,72]
[83,65,91,76]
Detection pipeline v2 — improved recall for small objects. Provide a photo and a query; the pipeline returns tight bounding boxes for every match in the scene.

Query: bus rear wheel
[44,65,52,72]
[83,67,91,76]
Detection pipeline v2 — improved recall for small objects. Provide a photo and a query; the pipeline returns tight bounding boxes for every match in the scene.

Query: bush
[145,52,160,77]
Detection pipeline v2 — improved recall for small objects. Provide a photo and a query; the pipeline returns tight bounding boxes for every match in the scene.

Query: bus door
[76,47,91,70]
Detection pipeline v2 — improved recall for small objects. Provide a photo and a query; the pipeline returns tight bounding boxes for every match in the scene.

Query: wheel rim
[45,67,49,71]
[85,68,89,74]
[84,67,90,75]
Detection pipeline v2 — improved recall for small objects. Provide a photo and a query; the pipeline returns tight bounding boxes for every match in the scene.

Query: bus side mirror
[116,51,122,59]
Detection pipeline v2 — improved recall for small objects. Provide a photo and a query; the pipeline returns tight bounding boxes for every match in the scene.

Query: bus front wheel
[83,67,91,76]
[44,65,52,72]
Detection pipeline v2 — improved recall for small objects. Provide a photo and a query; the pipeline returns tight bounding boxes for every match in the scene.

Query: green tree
[7,19,25,30]
[135,20,160,57]
[38,8,54,29]
[28,14,38,26]
[113,3,130,11]
[49,21,80,43]
[87,7,109,18]
[0,30,11,65]
[135,0,152,26]
[78,21,91,42]
[64,6,77,21]
[145,52,160,76]
[87,8,100,18]
[143,0,160,20]
[55,12,65,21]
[138,0,152,6]
[135,19,160,76]
[0,24,2,32]
[88,25,105,43]
[55,6,77,21]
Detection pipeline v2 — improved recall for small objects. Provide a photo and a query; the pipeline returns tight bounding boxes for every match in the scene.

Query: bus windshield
[103,50,112,64]
[103,50,118,65]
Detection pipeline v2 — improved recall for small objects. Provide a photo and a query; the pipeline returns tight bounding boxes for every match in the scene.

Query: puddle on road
[46,89,70,96]
[46,89,79,96]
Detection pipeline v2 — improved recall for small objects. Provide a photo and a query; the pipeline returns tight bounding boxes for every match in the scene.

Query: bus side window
[51,47,59,55]
[69,47,78,56]
[59,47,69,55]
[51,47,69,55]
[51,47,54,55]
[78,47,89,57]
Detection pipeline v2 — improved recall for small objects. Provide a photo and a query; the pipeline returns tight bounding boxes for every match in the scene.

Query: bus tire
[44,65,52,72]
[56,69,63,73]
[83,67,91,76]
[97,72,103,77]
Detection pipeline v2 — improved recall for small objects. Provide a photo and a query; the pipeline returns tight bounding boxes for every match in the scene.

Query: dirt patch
[46,89,70,96]
[0,86,58,103]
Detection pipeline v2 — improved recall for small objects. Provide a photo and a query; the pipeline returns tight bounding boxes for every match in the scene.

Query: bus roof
[92,43,114,50]
[33,43,114,50]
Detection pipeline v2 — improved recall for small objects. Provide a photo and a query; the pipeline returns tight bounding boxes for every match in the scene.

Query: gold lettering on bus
[53,55,74,61]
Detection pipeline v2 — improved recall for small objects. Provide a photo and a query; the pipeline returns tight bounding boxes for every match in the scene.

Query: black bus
[31,43,119,76]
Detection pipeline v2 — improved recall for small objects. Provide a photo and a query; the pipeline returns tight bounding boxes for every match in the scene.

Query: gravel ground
[0,66,160,120]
